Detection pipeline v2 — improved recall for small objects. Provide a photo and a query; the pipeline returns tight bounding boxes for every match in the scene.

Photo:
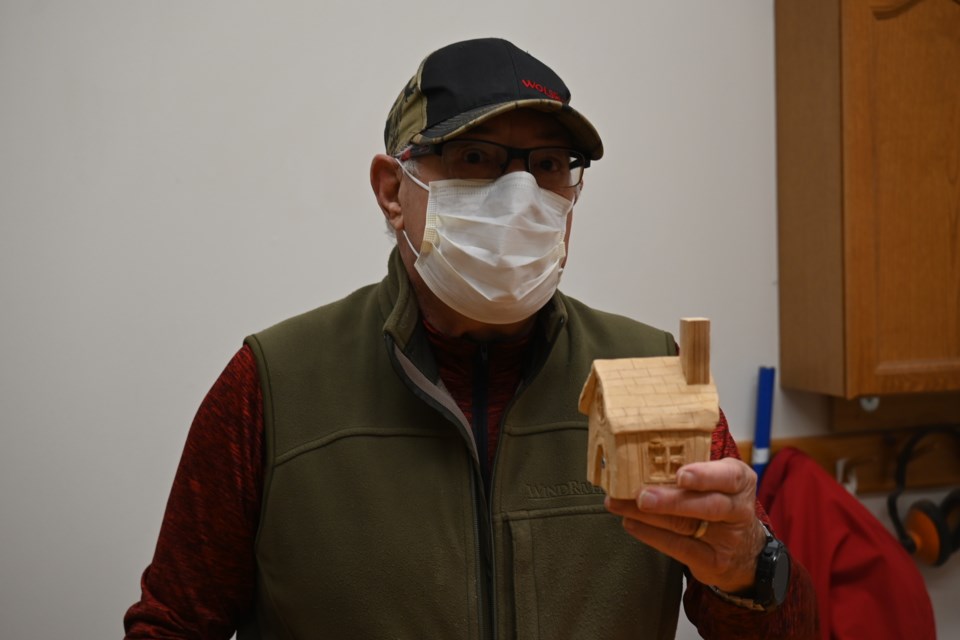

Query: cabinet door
[842,0,960,395]
[777,0,847,396]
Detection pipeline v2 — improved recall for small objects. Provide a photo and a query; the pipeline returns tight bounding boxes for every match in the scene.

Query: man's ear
[370,154,404,231]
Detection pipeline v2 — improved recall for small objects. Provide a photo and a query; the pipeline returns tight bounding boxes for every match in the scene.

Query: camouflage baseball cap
[384,38,603,160]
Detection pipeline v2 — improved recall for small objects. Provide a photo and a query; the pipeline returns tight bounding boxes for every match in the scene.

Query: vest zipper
[472,472,494,640]
[486,319,561,640]
[473,343,490,491]
[386,339,495,639]
[472,342,497,639]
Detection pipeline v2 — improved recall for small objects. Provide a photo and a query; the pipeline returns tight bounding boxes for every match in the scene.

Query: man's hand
[604,457,765,593]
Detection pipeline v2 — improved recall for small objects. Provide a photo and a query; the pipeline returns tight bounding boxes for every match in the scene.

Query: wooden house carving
[578,318,719,499]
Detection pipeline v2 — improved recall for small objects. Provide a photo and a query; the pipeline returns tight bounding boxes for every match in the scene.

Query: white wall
[0,1,954,638]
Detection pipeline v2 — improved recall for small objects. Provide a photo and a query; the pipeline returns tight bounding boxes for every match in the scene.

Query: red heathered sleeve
[682,410,820,638]
[124,346,263,639]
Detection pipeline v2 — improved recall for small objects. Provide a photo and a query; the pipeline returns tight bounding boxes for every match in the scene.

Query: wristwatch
[710,524,791,612]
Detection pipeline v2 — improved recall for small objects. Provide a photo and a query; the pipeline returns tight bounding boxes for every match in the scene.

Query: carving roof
[579,356,719,434]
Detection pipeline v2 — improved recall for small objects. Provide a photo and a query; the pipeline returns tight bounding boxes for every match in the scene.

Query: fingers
[604,506,706,538]
[676,457,755,495]
[605,486,742,523]
[603,458,765,592]
[620,517,714,565]
[639,487,738,522]
[605,458,757,523]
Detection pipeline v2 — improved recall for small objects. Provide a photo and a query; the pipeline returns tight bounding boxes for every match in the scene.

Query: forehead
[459,109,574,147]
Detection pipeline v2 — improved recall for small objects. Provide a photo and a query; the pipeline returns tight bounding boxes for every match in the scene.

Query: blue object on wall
[753,366,776,487]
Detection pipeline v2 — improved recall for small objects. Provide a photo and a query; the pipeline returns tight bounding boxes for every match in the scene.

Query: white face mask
[398,163,575,325]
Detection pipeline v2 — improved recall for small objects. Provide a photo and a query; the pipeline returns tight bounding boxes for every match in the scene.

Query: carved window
[646,440,686,482]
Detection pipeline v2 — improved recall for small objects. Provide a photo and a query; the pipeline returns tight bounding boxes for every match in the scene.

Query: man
[125,38,817,638]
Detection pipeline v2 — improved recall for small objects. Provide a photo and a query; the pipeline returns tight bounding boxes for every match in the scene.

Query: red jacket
[758,447,935,640]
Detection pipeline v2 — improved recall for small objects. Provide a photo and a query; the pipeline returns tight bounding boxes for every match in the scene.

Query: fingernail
[676,470,688,487]
[639,490,658,509]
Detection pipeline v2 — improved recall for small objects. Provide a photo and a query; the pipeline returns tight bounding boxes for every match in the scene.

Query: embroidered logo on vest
[524,480,604,500]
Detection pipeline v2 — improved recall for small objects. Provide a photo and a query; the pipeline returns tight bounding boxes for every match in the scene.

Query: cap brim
[413,99,604,161]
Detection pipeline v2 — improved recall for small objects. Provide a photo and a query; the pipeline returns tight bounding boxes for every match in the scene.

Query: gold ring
[692,519,709,539]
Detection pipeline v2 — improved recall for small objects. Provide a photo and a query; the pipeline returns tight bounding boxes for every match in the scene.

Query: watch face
[772,546,790,604]
[757,538,790,608]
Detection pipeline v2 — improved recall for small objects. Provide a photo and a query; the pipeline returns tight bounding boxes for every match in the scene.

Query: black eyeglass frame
[400,139,591,188]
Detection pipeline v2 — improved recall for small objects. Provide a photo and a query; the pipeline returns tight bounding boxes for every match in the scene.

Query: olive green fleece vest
[238,249,684,640]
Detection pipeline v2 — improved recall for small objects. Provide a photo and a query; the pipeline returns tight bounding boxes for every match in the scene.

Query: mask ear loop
[393,158,429,258]
[556,187,578,277]
[402,229,421,259]
[395,157,429,191]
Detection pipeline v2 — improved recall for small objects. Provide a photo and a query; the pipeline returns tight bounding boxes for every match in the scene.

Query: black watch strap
[710,523,791,612]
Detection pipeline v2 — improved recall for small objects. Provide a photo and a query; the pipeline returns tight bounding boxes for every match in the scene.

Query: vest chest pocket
[501,506,682,640]
[256,431,482,638]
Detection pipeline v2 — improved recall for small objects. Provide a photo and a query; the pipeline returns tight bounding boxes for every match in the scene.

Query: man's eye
[463,150,487,165]
[534,153,568,173]
[536,158,560,172]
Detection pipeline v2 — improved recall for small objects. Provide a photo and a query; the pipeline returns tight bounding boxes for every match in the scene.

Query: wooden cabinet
[775,0,960,399]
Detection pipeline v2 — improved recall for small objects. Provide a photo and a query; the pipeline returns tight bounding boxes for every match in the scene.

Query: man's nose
[504,157,528,175]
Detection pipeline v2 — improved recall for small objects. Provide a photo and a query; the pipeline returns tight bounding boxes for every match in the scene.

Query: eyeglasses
[402,139,589,189]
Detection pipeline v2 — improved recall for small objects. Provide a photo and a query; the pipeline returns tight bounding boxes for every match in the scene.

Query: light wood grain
[680,318,710,385]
